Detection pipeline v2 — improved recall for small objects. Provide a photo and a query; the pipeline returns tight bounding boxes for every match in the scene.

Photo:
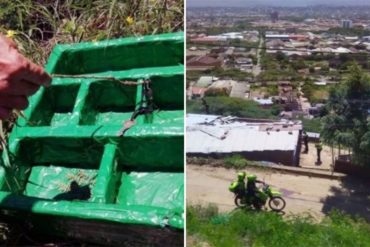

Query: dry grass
[0,0,183,144]
[0,0,183,65]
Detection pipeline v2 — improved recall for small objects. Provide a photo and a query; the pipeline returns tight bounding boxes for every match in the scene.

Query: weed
[0,0,183,140]
[187,205,370,247]
[224,155,249,169]
[0,0,183,65]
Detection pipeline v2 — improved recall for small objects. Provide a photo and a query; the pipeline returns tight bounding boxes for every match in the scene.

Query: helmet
[237,172,246,181]
[247,174,257,182]
[229,181,238,192]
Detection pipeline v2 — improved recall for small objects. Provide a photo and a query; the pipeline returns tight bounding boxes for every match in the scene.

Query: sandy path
[299,143,333,170]
[187,165,369,221]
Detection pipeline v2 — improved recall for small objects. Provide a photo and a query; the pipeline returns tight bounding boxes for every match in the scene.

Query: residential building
[187,114,302,166]
[187,55,223,71]
[230,82,250,99]
[188,86,207,99]
[195,76,217,87]
[341,19,353,29]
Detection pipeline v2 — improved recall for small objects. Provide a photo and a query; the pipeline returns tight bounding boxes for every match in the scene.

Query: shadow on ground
[321,175,370,221]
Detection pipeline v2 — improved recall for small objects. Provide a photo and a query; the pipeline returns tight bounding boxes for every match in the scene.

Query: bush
[224,155,248,169]
[271,104,283,116]
[301,79,314,100]
[187,205,370,247]
[188,204,219,221]
[205,87,229,97]
[292,59,307,71]
[300,117,322,133]
[187,97,277,119]
[186,157,224,166]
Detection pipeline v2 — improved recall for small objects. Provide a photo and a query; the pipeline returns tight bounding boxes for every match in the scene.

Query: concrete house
[187,114,303,166]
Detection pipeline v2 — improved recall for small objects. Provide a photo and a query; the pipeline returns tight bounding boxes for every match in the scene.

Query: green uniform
[315,141,323,164]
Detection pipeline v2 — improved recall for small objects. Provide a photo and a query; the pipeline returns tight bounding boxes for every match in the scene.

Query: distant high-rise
[341,19,353,29]
[270,11,279,23]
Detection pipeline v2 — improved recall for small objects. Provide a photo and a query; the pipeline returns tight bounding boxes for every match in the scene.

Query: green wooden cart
[0,32,184,246]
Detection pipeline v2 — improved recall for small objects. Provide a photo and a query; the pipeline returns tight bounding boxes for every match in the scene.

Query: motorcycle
[229,182,286,212]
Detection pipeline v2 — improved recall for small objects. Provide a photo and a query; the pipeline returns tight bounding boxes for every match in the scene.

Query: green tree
[187,97,276,119]
[275,51,286,62]
[321,63,370,166]
[271,104,283,116]
[292,58,306,71]
[205,87,229,97]
[309,66,315,74]
[302,78,314,100]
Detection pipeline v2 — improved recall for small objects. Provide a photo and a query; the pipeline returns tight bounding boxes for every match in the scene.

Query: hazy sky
[187,0,370,7]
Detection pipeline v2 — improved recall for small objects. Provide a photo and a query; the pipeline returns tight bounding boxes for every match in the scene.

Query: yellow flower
[6,30,16,38]
[126,16,134,25]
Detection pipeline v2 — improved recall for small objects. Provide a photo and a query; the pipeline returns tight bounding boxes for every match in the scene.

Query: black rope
[118,79,155,137]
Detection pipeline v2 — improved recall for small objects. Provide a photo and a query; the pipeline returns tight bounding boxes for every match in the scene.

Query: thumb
[0,34,17,49]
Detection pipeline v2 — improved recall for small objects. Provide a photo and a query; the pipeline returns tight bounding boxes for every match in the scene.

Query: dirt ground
[298,94,311,114]
[299,143,334,170]
[187,164,370,221]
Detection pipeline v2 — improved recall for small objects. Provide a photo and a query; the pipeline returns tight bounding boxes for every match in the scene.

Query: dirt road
[300,143,333,170]
[187,165,370,221]
[252,37,263,76]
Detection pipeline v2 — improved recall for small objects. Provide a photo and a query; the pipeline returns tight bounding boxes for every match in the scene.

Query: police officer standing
[315,140,323,165]
[303,131,309,153]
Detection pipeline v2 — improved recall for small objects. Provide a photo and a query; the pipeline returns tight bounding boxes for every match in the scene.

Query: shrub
[205,87,230,97]
[224,155,248,169]
[187,205,370,247]
[187,97,277,119]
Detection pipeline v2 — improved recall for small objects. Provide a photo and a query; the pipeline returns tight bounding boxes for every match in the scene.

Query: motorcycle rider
[229,172,286,211]
[246,174,265,204]
[229,171,246,197]
[230,172,264,203]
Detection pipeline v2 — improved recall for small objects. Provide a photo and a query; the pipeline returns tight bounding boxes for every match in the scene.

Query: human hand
[0,35,51,119]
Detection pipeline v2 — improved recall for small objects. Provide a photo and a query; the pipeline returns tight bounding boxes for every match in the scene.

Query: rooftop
[186,114,302,154]
[195,76,217,87]
[253,97,274,105]
[187,55,222,66]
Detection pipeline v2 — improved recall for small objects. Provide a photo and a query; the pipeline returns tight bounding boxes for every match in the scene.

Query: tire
[234,195,245,207]
[268,196,286,212]
[253,201,263,211]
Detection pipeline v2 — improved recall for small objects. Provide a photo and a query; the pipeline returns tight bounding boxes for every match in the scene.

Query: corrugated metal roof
[253,97,273,105]
[230,82,249,98]
[307,132,320,139]
[186,114,219,125]
[195,76,215,87]
[186,114,301,154]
